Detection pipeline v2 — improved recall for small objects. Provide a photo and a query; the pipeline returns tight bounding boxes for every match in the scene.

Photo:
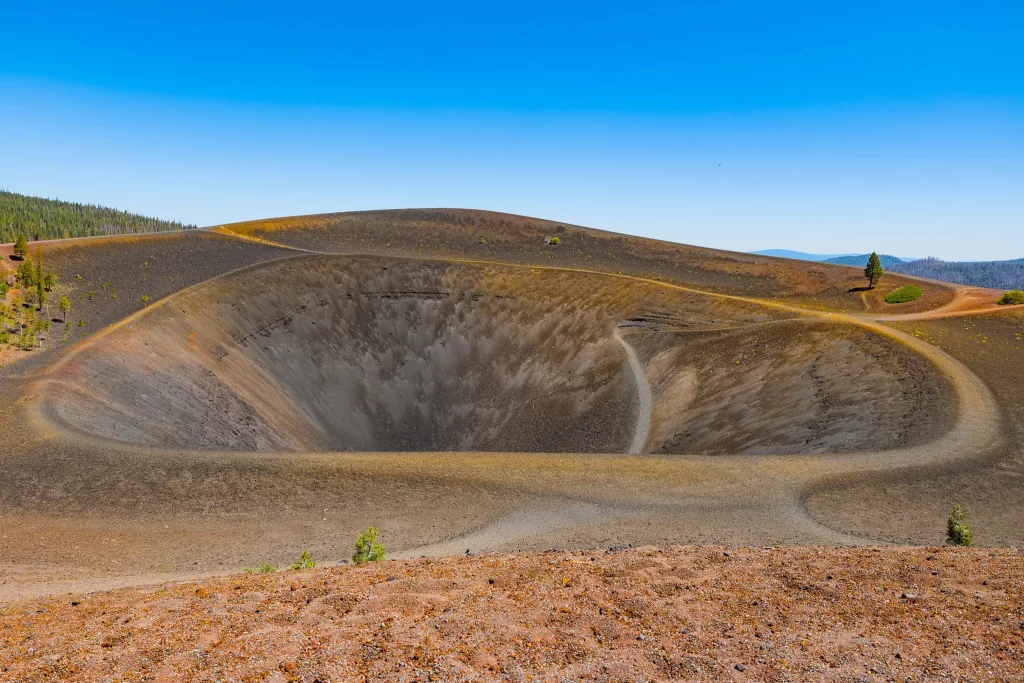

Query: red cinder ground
[2,546,1021,682]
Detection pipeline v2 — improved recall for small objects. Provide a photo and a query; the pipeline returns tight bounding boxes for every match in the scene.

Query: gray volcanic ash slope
[41,255,952,455]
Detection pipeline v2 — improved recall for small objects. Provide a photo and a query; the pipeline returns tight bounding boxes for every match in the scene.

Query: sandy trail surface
[613,327,653,455]
[870,284,1007,321]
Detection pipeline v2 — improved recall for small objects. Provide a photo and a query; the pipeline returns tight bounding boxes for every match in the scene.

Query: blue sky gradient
[2,1,1022,259]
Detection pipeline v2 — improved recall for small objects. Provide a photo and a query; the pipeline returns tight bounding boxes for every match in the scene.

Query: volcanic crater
[39,254,953,455]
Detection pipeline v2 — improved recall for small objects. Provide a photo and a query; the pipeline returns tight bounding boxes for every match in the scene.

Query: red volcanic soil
[2,546,1021,682]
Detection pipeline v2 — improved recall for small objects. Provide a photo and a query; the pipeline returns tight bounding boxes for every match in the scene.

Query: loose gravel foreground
[2,546,1021,682]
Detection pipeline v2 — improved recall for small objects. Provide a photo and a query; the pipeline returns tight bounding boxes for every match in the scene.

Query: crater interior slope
[0,209,1016,599]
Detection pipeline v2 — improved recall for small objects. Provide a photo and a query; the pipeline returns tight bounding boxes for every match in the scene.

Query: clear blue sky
[2,1,1022,260]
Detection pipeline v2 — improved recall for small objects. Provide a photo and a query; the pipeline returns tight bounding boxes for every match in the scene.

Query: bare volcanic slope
[0,209,1004,600]
[808,306,1024,546]
[39,254,952,455]
[2,547,1022,682]
[215,208,957,314]
[0,229,295,370]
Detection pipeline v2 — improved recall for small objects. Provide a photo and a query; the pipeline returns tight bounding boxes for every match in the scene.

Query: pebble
[735,663,745,671]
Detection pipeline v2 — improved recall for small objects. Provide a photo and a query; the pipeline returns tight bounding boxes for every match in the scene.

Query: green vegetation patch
[947,504,973,546]
[997,290,1024,305]
[353,526,386,564]
[884,285,923,304]
[290,550,316,570]
[1,190,195,243]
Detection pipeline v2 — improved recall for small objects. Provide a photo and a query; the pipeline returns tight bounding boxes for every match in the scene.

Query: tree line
[1,190,195,243]
[888,257,1024,290]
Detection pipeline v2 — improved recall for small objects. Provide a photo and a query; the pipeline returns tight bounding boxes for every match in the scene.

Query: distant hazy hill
[750,249,858,261]
[824,254,908,268]
[889,258,1024,290]
[753,248,1024,289]
[0,190,195,243]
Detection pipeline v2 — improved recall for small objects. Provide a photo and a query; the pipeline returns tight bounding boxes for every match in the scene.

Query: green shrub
[290,550,316,570]
[545,235,560,245]
[946,504,973,547]
[245,562,278,574]
[997,290,1024,305]
[353,526,386,564]
[884,285,923,304]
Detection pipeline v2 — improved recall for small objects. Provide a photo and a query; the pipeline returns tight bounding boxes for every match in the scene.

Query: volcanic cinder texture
[1,208,1019,607]
[2,547,1022,682]
[41,255,951,455]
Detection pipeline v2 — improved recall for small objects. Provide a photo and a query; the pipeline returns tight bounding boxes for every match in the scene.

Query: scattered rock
[735,663,745,671]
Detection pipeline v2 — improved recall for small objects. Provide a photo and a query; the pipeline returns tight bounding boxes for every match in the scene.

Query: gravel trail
[613,326,653,454]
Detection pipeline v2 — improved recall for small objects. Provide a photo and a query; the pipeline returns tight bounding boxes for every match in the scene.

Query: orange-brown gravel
[1,546,1022,682]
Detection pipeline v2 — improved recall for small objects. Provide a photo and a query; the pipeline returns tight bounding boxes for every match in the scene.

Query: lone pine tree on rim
[864,252,884,289]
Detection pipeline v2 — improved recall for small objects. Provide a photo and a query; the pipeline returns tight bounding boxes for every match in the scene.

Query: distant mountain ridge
[1,190,195,243]
[754,248,1023,289]
[750,249,859,261]
[824,254,908,268]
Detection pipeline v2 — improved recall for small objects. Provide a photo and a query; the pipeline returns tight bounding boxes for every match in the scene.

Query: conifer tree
[16,260,35,287]
[13,233,27,259]
[34,249,46,311]
[58,295,71,323]
[864,252,884,289]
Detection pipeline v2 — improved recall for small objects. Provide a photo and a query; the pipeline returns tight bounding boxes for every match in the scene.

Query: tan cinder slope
[0,209,1017,599]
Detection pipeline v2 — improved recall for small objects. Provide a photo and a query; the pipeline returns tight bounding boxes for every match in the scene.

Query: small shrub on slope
[291,550,316,570]
[946,504,973,547]
[997,290,1024,305]
[884,285,922,304]
[245,562,278,574]
[353,526,386,564]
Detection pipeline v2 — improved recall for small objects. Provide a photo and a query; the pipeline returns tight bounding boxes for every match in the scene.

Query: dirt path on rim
[613,327,653,455]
